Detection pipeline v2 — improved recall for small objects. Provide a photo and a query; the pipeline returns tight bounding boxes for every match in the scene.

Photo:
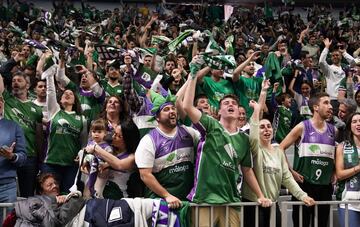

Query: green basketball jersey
[273,105,292,143]
[66,81,103,122]
[45,110,84,166]
[294,120,336,185]
[201,76,234,109]
[3,91,43,157]
[100,79,123,97]
[187,114,252,204]
[233,76,263,118]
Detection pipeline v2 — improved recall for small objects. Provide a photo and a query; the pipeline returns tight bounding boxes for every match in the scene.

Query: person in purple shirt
[134,92,199,209]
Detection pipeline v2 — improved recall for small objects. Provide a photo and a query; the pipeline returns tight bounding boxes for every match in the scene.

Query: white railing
[190,202,277,227]
[280,200,360,227]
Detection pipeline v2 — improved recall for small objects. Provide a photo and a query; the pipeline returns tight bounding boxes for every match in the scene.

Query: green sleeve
[198,113,216,133]
[65,80,78,92]
[239,136,252,168]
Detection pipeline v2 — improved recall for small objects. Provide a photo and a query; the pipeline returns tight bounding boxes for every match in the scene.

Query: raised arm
[183,74,202,124]
[319,38,332,77]
[175,79,189,121]
[123,69,143,115]
[288,70,299,97]
[0,73,4,95]
[45,65,60,119]
[86,144,135,171]
[232,51,260,82]
[196,66,211,83]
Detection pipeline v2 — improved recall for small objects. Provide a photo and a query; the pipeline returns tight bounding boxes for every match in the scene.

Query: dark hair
[194,94,208,106]
[345,113,360,145]
[90,118,107,131]
[36,173,58,195]
[99,95,129,123]
[31,78,46,91]
[300,50,310,60]
[276,93,291,104]
[120,119,140,153]
[219,94,240,107]
[308,92,329,113]
[12,71,27,80]
[58,89,83,115]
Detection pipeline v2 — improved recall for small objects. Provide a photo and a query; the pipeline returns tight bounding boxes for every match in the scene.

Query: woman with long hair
[85,118,142,198]
[242,80,315,227]
[99,95,129,140]
[335,112,360,227]
[41,58,87,194]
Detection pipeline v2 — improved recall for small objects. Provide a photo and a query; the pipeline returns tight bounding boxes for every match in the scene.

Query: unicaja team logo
[309,144,321,153]
[166,153,176,162]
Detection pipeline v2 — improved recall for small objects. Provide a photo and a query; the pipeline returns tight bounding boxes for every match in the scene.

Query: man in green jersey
[183,63,271,226]
[196,66,234,110]
[99,60,123,97]
[280,92,336,227]
[0,72,43,197]
[232,51,263,118]
[56,65,105,123]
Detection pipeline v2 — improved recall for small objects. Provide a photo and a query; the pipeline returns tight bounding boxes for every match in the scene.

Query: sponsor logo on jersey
[310,158,329,166]
[224,143,237,159]
[81,104,92,111]
[308,144,333,156]
[11,108,34,128]
[309,144,320,153]
[221,160,235,170]
[168,164,189,174]
[57,118,81,135]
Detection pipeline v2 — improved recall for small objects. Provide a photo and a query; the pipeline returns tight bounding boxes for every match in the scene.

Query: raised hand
[323,38,332,48]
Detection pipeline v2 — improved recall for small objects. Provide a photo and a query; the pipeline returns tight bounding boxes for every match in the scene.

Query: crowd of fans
[1,0,360,226]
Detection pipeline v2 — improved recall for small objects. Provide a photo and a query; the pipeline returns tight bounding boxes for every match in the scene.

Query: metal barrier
[281,200,360,227]
[189,202,277,227]
[2,199,358,227]
[1,202,14,222]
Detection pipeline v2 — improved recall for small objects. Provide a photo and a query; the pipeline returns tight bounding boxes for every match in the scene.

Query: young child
[83,119,113,198]
[271,83,293,143]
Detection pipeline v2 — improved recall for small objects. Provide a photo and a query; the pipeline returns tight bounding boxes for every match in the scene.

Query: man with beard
[233,51,263,118]
[0,72,43,198]
[135,92,199,208]
[280,92,336,227]
[100,60,123,97]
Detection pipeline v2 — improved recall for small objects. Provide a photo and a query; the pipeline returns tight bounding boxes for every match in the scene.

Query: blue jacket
[0,118,27,184]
